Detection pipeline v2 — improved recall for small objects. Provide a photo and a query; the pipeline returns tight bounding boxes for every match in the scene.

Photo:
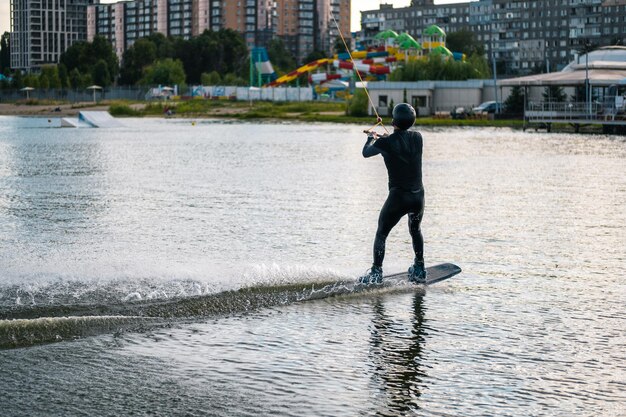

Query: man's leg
[408,190,426,283]
[408,211,424,263]
[407,189,425,263]
[373,191,407,268]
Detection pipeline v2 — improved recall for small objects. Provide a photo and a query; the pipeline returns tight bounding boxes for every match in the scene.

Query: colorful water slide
[336,49,389,61]
[266,47,399,87]
[265,58,333,87]
[333,60,390,75]
[309,73,343,83]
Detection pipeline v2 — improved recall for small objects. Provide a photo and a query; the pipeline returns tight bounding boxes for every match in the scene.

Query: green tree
[201,71,221,85]
[23,73,39,89]
[334,36,348,55]
[446,29,485,57]
[504,85,525,114]
[267,38,296,74]
[0,32,10,74]
[119,38,157,85]
[304,49,327,63]
[81,73,93,88]
[11,70,24,89]
[40,65,61,89]
[58,63,69,89]
[141,58,186,86]
[147,32,176,59]
[174,29,247,84]
[347,89,368,117]
[60,41,87,73]
[389,54,490,81]
[39,73,49,90]
[92,59,112,87]
[60,36,118,83]
[90,36,119,81]
[69,68,82,89]
[466,53,491,78]
[222,73,245,86]
[542,85,566,102]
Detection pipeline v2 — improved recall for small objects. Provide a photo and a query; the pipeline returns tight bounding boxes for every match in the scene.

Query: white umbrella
[86,85,102,103]
[20,86,35,99]
[161,86,174,99]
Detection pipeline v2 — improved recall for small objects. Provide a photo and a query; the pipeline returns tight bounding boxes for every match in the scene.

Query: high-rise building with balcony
[10,0,98,72]
[360,0,626,75]
[87,0,349,64]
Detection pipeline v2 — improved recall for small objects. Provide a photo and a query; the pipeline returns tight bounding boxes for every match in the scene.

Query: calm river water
[0,116,624,416]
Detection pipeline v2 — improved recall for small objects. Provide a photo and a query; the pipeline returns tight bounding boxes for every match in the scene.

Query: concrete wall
[366,81,506,116]
[361,80,577,116]
[370,88,433,116]
[190,86,314,102]
[433,88,483,112]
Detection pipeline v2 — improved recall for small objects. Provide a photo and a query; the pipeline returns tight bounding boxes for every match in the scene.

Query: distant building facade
[360,0,626,75]
[10,0,98,72]
[9,0,349,71]
[87,0,350,64]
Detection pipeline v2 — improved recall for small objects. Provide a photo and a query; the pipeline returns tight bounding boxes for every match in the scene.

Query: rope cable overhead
[330,11,389,134]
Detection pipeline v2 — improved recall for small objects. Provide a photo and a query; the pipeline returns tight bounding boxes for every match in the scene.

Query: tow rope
[330,12,389,135]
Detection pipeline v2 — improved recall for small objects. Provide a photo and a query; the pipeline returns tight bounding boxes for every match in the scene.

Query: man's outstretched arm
[362,133,388,158]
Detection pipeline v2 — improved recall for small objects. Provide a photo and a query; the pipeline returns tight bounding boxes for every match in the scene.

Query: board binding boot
[358,265,383,284]
[408,260,427,284]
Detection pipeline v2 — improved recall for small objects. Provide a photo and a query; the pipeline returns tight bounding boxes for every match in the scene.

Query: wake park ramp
[61,111,123,128]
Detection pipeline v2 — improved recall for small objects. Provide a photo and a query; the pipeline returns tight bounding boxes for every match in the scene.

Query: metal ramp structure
[78,111,123,127]
[61,111,123,128]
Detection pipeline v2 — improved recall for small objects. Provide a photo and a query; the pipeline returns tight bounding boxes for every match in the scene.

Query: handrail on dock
[526,100,624,122]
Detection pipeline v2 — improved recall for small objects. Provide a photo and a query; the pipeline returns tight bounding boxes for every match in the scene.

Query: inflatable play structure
[264,25,465,95]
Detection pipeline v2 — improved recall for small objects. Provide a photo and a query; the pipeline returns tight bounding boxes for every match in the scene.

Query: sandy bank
[0,103,111,117]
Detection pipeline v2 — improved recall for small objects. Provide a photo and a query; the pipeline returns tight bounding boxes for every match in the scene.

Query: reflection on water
[0,117,625,416]
[369,294,427,415]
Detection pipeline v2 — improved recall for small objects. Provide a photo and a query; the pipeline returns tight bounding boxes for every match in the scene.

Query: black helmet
[392,103,416,130]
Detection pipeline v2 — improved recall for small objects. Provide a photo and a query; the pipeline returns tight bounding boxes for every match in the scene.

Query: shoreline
[0,101,529,129]
[0,102,113,117]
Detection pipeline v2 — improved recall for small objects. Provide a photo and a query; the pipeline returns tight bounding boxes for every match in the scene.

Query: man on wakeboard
[359,103,426,285]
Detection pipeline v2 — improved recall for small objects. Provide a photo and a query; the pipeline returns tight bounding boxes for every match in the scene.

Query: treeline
[118,30,249,86]
[0,30,295,89]
[0,27,497,89]
[0,30,302,90]
[387,29,491,82]
[0,32,10,76]
[389,54,491,82]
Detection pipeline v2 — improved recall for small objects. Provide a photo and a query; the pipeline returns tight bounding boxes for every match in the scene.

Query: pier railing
[526,101,621,122]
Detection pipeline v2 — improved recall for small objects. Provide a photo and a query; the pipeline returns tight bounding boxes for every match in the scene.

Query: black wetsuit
[363,129,424,268]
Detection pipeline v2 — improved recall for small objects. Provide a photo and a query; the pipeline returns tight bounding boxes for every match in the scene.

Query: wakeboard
[385,263,461,285]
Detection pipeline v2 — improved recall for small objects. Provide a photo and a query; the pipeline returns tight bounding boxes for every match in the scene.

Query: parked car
[472,101,504,113]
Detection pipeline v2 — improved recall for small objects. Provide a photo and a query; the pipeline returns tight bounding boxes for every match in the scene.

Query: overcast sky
[0,1,470,42]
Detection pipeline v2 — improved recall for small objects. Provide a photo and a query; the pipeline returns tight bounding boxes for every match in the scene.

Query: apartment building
[10,0,98,72]
[360,0,626,75]
[88,0,193,60]
[88,0,350,64]
[361,1,470,45]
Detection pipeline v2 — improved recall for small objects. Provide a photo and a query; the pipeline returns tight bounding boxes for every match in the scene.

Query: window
[412,96,427,108]
[379,95,388,107]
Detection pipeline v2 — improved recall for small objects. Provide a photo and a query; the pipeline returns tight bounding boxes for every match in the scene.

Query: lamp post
[585,48,590,116]
[582,40,592,116]
[491,23,499,115]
